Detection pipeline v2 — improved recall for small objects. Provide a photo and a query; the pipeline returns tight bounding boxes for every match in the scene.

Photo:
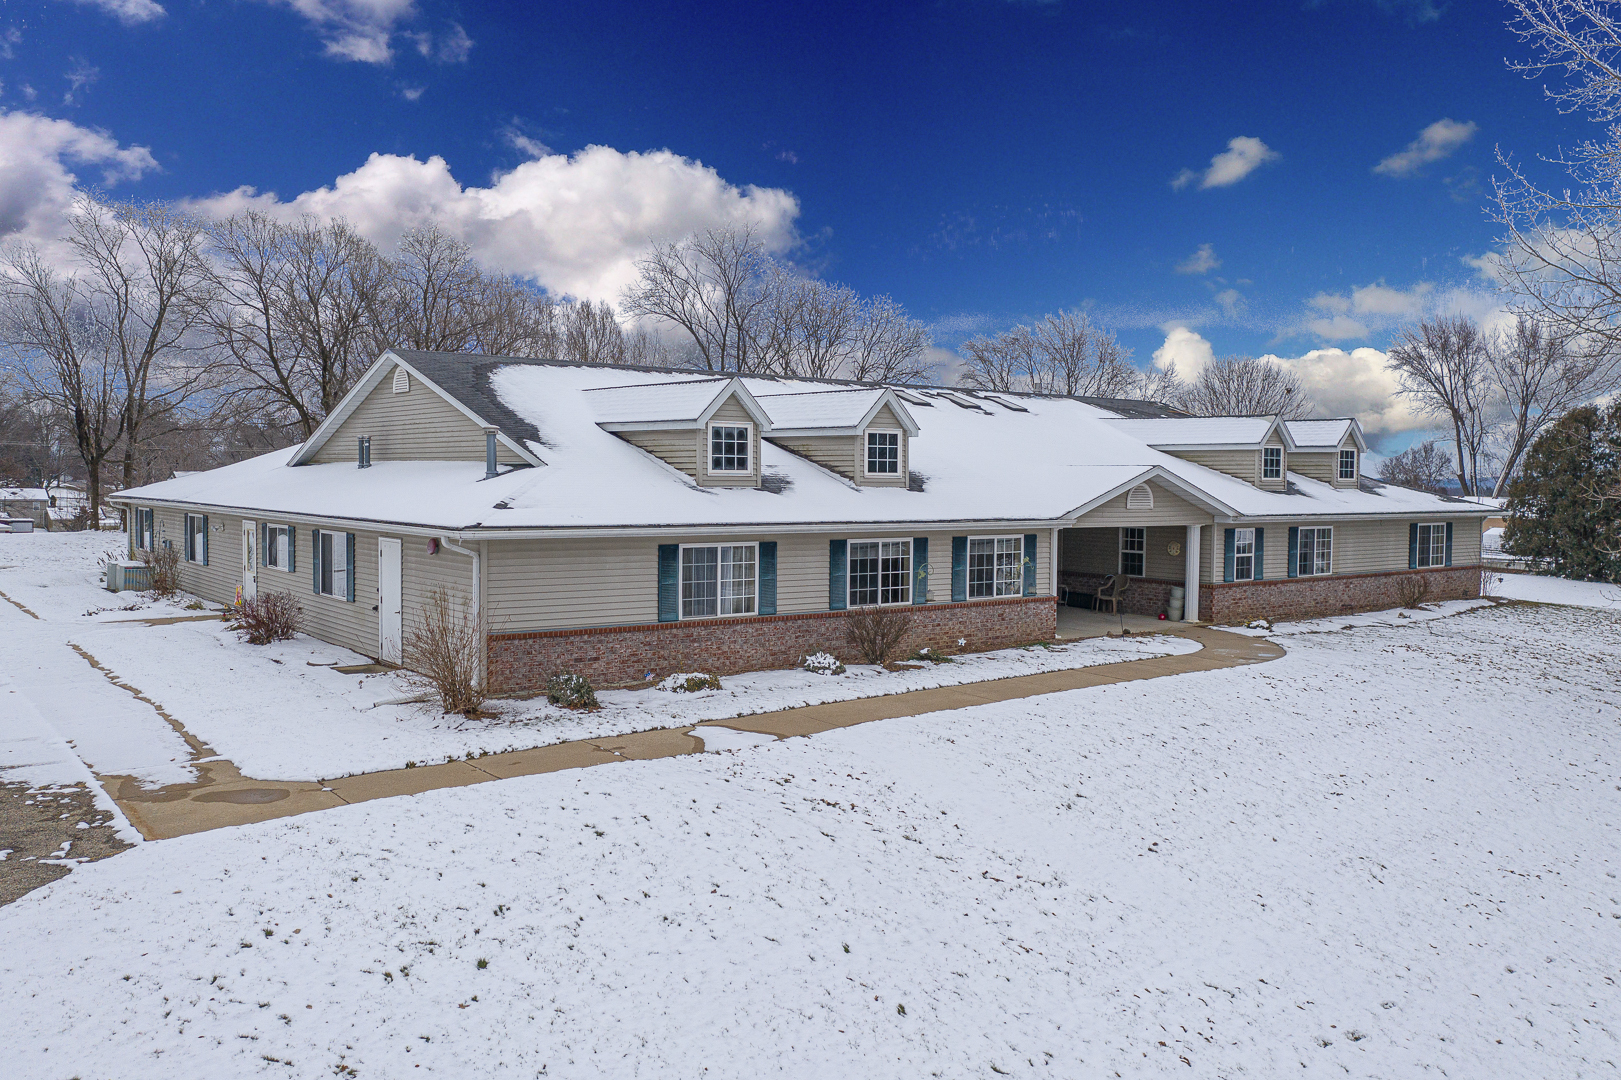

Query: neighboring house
[0,487,50,530]
[110,350,1491,689]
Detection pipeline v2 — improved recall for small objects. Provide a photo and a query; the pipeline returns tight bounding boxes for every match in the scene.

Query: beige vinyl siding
[1259,431,1287,491]
[699,397,761,488]
[859,404,909,487]
[1289,451,1338,484]
[771,434,857,479]
[1060,526,1186,580]
[1072,480,1215,527]
[484,528,1050,634]
[1210,517,1482,582]
[1166,448,1259,485]
[150,506,245,606]
[619,429,699,477]
[1335,446,1360,488]
[309,368,524,464]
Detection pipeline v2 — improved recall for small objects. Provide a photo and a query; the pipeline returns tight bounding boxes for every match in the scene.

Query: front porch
[1055,606,1177,639]
[1057,523,1206,623]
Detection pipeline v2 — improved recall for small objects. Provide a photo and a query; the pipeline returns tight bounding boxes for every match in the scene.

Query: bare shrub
[226,591,301,644]
[140,543,181,597]
[845,604,914,666]
[1480,567,1501,598]
[658,672,721,693]
[1396,574,1432,609]
[404,585,485,715]
[545,672,598,710]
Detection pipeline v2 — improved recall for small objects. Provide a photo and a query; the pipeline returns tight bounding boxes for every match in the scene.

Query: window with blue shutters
[828,539,848,610]
[1415,523,1447,567]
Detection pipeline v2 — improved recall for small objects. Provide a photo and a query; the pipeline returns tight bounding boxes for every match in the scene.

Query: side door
[377,537,403,664]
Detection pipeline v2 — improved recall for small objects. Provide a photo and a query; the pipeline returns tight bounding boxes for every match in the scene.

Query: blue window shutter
[1444,522,1453,566]
[828,539,848,611]
[200,515,208,566]
[345,533,356,602]
[287,526,296,573]
[1223,528,1236,582]
[1287,527,1299,578]
[1409,523,1419,569]
[912,537,928,603]
[260,522,267,568]
[657,544,679,622]
[1023,534,1038,596]
[311,529,322,594]
[951,536,967,602]
[758,542,777,615]
[1254,528,1264,580]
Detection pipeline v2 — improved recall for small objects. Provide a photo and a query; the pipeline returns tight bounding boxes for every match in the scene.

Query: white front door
[377,537,402,664]
[240,519,257,602]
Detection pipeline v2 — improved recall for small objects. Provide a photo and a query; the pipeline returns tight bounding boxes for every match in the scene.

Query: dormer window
[709,423,751,474]
[1263,446,1283,480]
[1339,449,1357,480]
[866,430,900,475]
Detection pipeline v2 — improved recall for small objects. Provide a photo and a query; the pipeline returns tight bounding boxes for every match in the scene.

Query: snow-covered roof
[113,356,1493,533]
[0,487,48,501]
[1102,416,1284,449]
[755,388,885,429]
[1284,418,1367,452]
[583,377,771,430]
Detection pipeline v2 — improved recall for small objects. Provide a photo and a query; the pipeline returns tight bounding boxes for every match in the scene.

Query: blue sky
[0,0,1585,443]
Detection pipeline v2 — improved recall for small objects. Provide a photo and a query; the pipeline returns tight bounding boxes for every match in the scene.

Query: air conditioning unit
[105,560,150,592]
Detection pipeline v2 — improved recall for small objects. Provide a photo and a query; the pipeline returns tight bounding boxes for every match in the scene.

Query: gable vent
[1126,484,1154,510]
[392,368,410,394]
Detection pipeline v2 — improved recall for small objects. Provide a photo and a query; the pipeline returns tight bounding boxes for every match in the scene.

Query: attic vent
[392,368,410,394]
[1126,484,1154,510]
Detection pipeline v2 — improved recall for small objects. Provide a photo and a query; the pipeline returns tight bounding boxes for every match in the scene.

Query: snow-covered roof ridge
[1102,415,1292,450]
[584,377,772,430]
[1284,418,1367,452]
[752,385,920,436]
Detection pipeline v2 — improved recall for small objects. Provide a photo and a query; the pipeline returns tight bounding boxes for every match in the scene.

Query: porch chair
[1093,574,1127,614]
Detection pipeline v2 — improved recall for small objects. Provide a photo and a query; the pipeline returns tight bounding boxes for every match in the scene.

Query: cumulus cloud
[60,0,166,24]
[1175,243,1220,274]
[1152,325,1215,377]
[266,0,418,64]
[1374,118,1477,178]
[186,144,801,302]
[0,110,158,252]
[1172,137,1279,191]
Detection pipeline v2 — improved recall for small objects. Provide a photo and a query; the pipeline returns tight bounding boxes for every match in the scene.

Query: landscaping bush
[802,651,845,676]
[845,604,913,666]
[226,591,301,645]
[658,672,722,693]
[140,543,181,598]
[546,671,599,710]
[1396,574,1431,609]
[907,646,953,664]
[404,585,485,715]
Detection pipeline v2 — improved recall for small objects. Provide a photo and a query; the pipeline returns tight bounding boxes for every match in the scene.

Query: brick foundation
[487,595,1058,693]
[1200,565,1482,624]
[1059,572,1180,617]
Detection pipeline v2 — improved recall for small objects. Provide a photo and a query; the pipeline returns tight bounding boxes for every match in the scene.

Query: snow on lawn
[2,602,1617,1079]
[1491,571,1621,611]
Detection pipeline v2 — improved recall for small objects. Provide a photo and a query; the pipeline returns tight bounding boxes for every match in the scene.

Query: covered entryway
[1058,478,1215,622]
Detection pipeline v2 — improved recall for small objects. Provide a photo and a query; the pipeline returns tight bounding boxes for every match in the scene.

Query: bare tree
[560,299,628,365]
[1177,355,1314,419]
[759,275,861,378]
[1485,314,1619,494]
[959,326,1033,392]
[1378,439,1454,494]
[848,295,930,383]
[1026,310,1141,397]
[621,225,776,372]
[1388,315,1494,495]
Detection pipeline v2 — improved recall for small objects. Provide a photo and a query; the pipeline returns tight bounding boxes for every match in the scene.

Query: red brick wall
[1200,565,1481,624]
[487,595,1057,692]
[1059,571,1179,617]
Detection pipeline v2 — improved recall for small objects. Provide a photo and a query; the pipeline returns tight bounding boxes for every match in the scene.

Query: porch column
[1184,524,1201,622]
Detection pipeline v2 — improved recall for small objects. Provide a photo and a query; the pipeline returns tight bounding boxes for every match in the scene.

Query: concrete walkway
[102,624,1283,840]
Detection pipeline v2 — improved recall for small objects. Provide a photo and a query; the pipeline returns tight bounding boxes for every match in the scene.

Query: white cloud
[0,110,158,255]
[1172,136,1279,191]
[1374,118,1477,178]
[1175,242,1220,274]
[1256,346,1425,435]
[266,0,417,64]
[410,21,472,63]
[60,0,166,25]
[1303,314,1371,341]
[1152,325,1215,377]
[1212,287,1244,318]
[187,144,801,302]
[63,58,99,105]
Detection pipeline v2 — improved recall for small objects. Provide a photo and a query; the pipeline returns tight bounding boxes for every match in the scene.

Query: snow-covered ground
[2,597,1616,1078]
[0,532,1196,781]
[1491,569,1621,611]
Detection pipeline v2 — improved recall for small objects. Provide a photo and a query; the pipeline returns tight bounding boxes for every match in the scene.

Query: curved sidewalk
[107,625,1284,840]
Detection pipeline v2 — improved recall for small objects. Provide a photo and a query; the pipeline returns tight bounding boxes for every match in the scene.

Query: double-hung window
[263,524,291,571]
[1298,526,1332,576]
[1234,527,1256,581]
[968,536,1023,598]
[1338,449,1357,481]
[1119,527,1146,577]
[133,508,154,552]
[1416,522,1447,568]
[680,543,756,618]
[866,431,900,476]
[1263,446,1283,480]
[848,539,911,606]
[184,513,207,564]
[317,530,348,597]
[708,424,751,474]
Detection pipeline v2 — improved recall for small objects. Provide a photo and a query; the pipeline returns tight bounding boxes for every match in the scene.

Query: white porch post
[1184,524,1202,622]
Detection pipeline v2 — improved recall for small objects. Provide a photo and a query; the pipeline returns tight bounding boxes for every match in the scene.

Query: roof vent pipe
[357,435,371,469]
[484,428,498,479]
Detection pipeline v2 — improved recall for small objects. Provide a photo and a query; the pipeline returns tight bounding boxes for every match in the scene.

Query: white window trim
[1416,522,1446,568]
[317,531,349,597]
[705,422,754,475]
[1262,446,1283,480]
[862,428,904,477]
[847,537,913,607]
[966,534,1025,599]
[1298,525,1333,576]
[263,523,293,573]
[1119,526,1147,578]
[185,513,206,563]
[1233,526,1256,582]
[677,541,759,620]
[1338,448,1358,481]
